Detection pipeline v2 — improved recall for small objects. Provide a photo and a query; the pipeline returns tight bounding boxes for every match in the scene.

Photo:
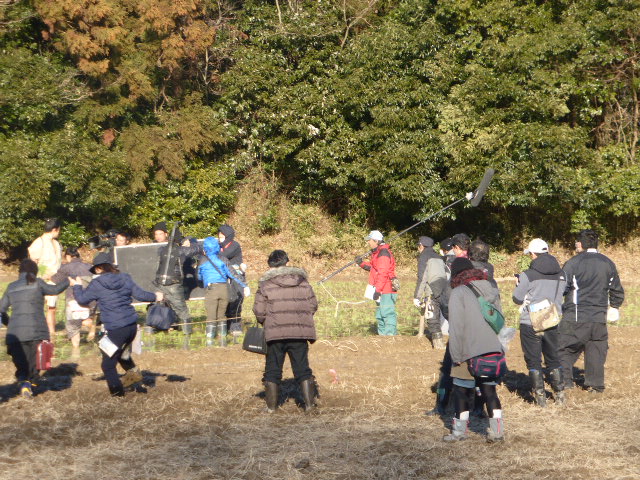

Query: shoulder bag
[203,254,242,304]
[528,280,561,332]
[466,284,505,334]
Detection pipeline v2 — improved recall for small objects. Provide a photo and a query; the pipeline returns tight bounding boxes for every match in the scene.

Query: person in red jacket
[356,230,398,335]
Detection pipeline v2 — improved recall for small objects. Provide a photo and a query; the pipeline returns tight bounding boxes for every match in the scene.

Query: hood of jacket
[259,266,308,287]
[218,224,235,246]
[530,253,562,276]
[203,236,221,256]
[94,272,127,290]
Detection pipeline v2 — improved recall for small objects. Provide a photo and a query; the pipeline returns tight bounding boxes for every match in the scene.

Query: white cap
[524,238,549,254]
[365,230,384,242]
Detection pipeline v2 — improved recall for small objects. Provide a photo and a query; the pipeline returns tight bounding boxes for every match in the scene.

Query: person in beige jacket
[28,218,62,339]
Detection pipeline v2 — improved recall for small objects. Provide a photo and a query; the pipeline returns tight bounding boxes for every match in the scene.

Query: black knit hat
[450,257,474,279]
[152,221,168,233]
[418,236,434,247]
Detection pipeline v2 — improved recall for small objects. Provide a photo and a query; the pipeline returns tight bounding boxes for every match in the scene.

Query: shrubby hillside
[1,0,638,250]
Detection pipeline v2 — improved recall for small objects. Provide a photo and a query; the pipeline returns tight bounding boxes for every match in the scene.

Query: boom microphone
[469,168,495,207]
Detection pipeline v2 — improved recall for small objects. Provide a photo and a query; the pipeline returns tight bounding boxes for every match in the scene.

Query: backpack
[466,284,504,334]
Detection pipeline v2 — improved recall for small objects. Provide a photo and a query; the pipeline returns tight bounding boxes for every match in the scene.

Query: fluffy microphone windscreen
[470,168,495,207]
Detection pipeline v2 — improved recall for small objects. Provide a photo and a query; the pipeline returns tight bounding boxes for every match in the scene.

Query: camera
[88,229,119,250]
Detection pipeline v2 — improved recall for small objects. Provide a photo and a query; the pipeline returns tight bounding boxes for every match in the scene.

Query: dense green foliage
[1,0,638,250]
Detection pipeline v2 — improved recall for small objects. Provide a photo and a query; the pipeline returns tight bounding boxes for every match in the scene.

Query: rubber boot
[529,369,546,407]
[300,378,318,412]
[442,417,468,442]
[121,366,143,388]
[218,321,227,347]
[264,381,279,413]
[549,368,566,405]
[109,384,125,397]
[432,332,446,350]
[487,417,505,443]
[205,323,215,347]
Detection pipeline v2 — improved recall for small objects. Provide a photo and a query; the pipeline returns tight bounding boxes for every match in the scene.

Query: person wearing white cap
[513,238,567,406]
[356,230,398,335]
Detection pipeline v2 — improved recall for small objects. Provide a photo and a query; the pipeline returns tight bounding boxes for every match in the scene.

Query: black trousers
[101,323,137,392]
[8,340,40,383]
[558,321,608,390]
[520,323,561,371]
[264,340,313,384]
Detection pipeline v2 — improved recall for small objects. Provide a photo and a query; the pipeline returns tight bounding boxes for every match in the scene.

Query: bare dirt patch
[1,328,639,480]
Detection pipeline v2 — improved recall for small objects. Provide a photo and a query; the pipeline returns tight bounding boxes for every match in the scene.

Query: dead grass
[1,330,640,480]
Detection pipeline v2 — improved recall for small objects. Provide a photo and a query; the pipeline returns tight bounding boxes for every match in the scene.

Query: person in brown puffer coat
[253,250,318,412]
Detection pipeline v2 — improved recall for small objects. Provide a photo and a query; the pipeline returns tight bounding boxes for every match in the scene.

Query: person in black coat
[0,259,69,398]
[218,224,247,337]
[71,252,162,396]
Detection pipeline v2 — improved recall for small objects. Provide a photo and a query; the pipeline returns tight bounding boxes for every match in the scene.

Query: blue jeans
[376,293,398,335]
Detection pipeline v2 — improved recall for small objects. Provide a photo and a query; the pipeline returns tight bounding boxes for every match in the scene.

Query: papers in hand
[364,284,376,300]
[99,335,119,358]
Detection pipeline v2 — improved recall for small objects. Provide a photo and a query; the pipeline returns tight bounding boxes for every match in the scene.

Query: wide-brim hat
[89,252,113,274]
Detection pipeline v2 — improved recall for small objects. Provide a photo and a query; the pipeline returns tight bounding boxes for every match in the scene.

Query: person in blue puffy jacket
[198,237,249,345]
[70,252,163,396]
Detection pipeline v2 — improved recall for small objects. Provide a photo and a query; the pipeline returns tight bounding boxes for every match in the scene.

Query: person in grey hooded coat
[444,258,505,443]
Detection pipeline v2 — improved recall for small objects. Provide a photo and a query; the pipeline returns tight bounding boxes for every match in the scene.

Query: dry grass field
[1,326,639,480]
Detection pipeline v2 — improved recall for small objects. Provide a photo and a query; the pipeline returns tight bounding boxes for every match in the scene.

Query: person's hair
[578,229,598,249]
[44,218,61,232]
[19,258,38,284]
[96,264,120,274]
[268,250,289,268]
[65,246,81,258]
[451,233,471,251]
[469,240,490,263]
[116,232,131,241]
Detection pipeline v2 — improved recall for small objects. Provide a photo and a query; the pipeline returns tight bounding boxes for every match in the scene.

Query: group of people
[0,219,255,397]
[0,220,626,444]
[353,228,624,442]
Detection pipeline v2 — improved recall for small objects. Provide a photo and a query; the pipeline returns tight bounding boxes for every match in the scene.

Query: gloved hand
[413,298,422,308]
[373,290,381,302]
[355,255,364,265]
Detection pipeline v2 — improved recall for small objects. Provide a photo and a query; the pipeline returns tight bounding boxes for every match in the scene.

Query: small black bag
[146,301,176,330]
[242,325,267,355]
[467,352,507,379]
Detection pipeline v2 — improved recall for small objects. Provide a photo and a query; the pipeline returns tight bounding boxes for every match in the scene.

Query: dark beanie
[152,221,168,233]
[418,236,434,247]
[450,257,474,279]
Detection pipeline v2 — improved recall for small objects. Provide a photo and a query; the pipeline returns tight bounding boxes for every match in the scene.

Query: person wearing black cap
[414,236,447,349]
[558,229,624,393]
[443,257,505,443]
[218,224,247,338]
[152,221,200,335]
[70,252,163,396]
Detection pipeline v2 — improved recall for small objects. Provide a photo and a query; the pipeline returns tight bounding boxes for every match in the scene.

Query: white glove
[413,298,422,308]
[606,307,619,323]
[243,286,251,298]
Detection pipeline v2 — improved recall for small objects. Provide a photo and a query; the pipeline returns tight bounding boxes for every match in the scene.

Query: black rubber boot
[529,370,546,407]
[426,387,450,416]
[549,368,566,405]
[264,381,279,413]
[300,378,318,412]
[109,384,125,397]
